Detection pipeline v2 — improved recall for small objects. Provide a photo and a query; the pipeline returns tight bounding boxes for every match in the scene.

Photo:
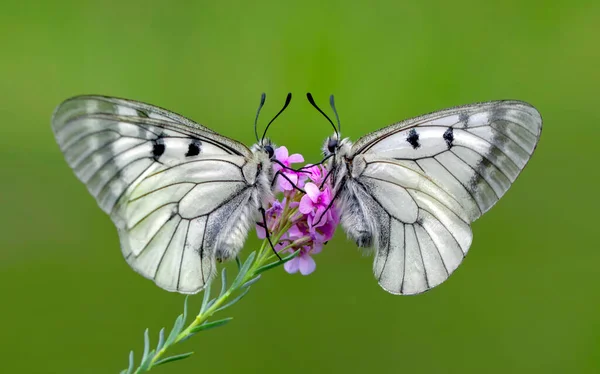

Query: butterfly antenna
[254,93,267,143]
[329,94,341,134]
[306,93,339,138]
[261,92,292,142]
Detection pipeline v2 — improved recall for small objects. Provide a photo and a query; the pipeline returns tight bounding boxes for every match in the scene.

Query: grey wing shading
[52,95,261,294]
[341,156,473,295]
[351,101,542,222]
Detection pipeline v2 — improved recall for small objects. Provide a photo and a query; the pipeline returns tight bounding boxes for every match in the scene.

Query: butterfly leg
[259,207,282,260]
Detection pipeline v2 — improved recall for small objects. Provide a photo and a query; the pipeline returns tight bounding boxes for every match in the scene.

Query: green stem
[143,232,292,372]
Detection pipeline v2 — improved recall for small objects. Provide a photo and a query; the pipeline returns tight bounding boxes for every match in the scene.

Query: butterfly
[307,94,542,295]
[51,93,292,294]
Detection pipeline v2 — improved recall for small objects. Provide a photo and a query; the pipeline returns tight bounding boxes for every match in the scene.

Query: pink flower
[299,183,332,220]
[273,146,304,192]
[255,145,340,277]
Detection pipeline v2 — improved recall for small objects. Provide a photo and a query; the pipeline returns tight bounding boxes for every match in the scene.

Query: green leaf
[189,317,233,333]
[231,251,256,289]
[182,295,189,322]
[199,278,213,314]
[138,349,155,372]
[143,329,151,362]
[235,256,242,269]
[165,314,184,347]
[254,249,301,275]
[126,351,134,374]
[215,286,251,313]
[219,268,228,298]
[156,328,165,351]
[241,274,261,289]
[153,352,194,367]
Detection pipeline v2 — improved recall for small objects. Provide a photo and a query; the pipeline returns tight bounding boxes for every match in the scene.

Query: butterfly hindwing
[338,155,472,294]
[52,95,267,294]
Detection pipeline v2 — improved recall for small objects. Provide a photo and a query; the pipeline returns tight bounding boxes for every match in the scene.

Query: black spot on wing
[443,127,454,149]
[136,109,150,118]
[186,139,202,157]
[152,137,165,160]
[406,128,420,149]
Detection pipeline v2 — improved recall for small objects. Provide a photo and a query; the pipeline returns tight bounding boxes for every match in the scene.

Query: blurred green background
[1,0,599,373]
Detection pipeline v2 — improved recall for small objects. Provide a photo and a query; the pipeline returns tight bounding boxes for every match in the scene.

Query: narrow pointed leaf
[219,268,228,298]
[231,252,256,289]
[156,328,165,351]
[189,317,233,333]
[235,256,242,269]
[241,274,261,289]
[200,278,213,314]
[126,351,134,374]
[165,314,184,347]
[215,287,251,313]
[139,349,155,372]
[254,250,301,275]
[142,329,150,363]
[182,295,189,322]
[153,352,194,367]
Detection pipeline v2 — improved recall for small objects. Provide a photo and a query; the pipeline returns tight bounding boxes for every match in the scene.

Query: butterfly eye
[264,145,274,158]
[327,139,338,154]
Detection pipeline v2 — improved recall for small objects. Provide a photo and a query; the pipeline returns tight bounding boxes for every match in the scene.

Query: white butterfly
[308,94,542,295]
[52,94,291,294]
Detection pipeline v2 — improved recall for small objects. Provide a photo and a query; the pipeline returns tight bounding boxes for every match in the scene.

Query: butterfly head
[322,134,352,158]
[253,138,276,160]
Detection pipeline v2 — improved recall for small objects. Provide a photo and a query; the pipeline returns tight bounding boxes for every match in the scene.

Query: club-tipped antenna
[261,92,292,142]
[254,93,267,142]
[306,93,339,137]
[329,94,341,134]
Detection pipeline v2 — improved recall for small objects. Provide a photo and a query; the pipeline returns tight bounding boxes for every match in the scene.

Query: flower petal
[299,195,315,214]
[284,257,300,274]
[274,146,289,161]
[311,242,324,254]
[298,255,316,275]
[304,183,321,202]
[278,172,298,191]
[287,153,304,164]
[255,224,266,239]
[287,224,304,240]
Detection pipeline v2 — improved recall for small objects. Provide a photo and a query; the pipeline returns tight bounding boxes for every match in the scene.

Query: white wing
[339,101,541,294]
[52,95,262,294]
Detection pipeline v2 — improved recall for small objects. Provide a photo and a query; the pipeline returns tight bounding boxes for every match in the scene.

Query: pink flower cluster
[256,146,339,275]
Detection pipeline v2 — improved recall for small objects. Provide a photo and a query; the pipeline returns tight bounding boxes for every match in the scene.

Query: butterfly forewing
[332,100,541,295]
[351,100,541,221]
[52,95,268,294]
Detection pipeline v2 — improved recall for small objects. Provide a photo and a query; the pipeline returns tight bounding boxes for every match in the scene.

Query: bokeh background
[1,1,599,373]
